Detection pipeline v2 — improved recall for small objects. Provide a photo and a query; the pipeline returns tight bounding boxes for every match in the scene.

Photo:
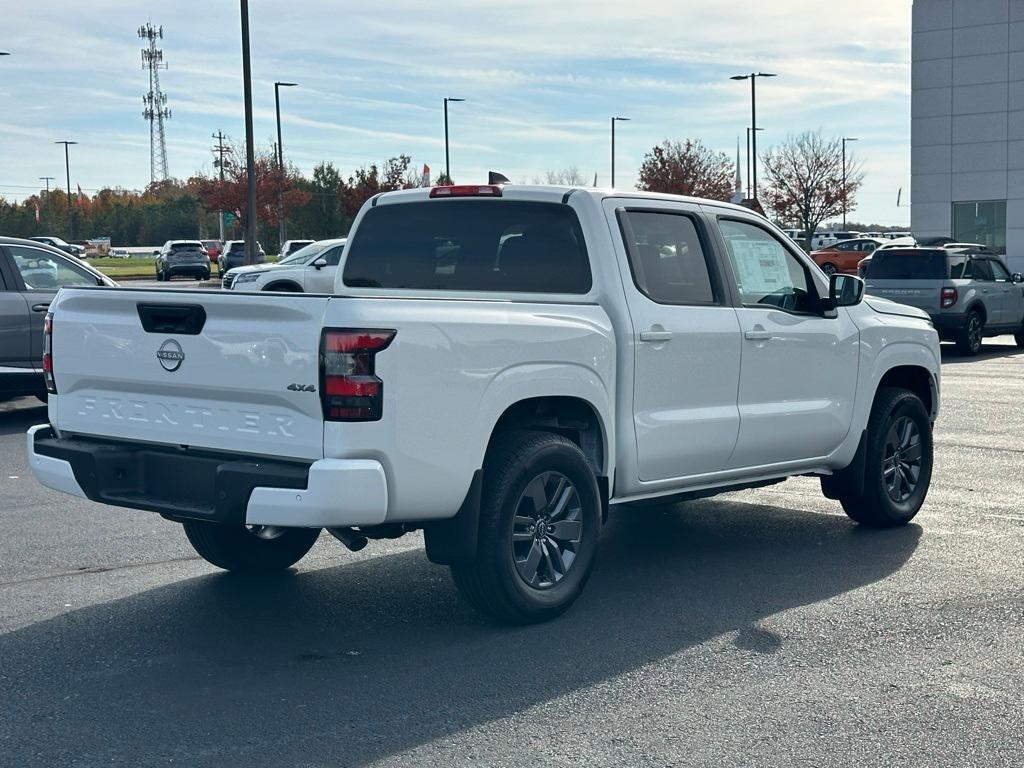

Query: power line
[139,23,171,185]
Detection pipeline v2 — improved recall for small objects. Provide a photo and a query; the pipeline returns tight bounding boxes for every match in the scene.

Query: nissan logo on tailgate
[156,339,185,372]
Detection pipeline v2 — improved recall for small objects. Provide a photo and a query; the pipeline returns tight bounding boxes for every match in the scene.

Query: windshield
[866,250,949,279]
[279,241,331,265]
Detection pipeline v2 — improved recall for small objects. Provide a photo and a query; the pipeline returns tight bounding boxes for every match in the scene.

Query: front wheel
[956,310,984,355]
[183,520,320,573]
[832,387,933,528]
[450,431,602,624]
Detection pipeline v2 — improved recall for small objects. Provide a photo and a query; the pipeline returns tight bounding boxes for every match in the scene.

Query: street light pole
[54,141,78,239]
[443,97,464,184]
[745,127,764,199]
[611,116,630,188]
[239,0,258,266]
[842,136,858,229]
[731,72,776,201]
[274,81,297,249]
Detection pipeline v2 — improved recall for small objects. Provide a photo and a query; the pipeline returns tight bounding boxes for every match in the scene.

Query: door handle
[639,330,673,343]
[31,303,50,312]
[744,329,773,341]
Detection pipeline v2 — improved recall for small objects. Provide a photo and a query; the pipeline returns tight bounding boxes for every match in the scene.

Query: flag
[422,164,431,187]
[34,202,40,222]
[76,184,85,206]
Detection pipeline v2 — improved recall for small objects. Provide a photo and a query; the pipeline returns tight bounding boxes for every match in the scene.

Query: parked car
[225,238,346,292]
[885,232,913,240]
[781,229,809,245]
[29,236,86,258]
[856,237,918,277]
[278,239,315,259]
[200,240,223,260]
[28,185,943,623]
[864,248,1024,354]
[0,236,115,400]
[154,240,211,282]
[811,231,861,250]
[217,240,266,275]
[811,237,887,275]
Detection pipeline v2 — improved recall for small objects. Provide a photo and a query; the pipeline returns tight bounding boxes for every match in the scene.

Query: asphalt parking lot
[1,339,1022,767]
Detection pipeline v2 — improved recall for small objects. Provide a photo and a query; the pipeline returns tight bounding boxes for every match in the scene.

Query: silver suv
[864,248,1024,354]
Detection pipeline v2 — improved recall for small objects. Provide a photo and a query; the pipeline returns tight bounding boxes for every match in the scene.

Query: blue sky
[1,1,912,224]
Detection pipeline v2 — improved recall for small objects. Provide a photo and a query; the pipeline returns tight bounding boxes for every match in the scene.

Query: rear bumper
[27,425,388,528]
[165,264,210,278]
[929,312,967,337]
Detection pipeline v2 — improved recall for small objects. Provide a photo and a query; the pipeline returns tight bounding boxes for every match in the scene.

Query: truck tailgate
[49,288,330,461]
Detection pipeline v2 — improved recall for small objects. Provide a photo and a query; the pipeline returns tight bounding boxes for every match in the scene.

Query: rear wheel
[829,387,933,527]
[956,310,984,355]
[1015,326,1024,348]
[450,431,602,624]
[183,521,320,573]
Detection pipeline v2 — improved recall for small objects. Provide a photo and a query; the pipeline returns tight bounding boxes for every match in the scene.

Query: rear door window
[617,210,716,304]
[343,200,592,293]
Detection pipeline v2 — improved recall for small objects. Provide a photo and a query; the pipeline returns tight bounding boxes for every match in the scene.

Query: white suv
[223,238,346,292]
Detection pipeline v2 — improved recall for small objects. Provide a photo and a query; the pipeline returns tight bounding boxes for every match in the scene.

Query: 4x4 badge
[156,339,185,372]
[287,383,316,392]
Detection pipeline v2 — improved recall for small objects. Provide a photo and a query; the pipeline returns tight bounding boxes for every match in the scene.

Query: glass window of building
[952,201,1006,254]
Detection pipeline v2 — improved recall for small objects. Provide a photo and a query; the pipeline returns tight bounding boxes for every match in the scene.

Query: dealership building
[912,0,1024,271]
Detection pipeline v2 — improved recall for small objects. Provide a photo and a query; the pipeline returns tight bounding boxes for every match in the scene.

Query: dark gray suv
[864,248,1024,354]
[0,236,115,399]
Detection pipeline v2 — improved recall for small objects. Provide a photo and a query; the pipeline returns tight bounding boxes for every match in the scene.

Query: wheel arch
[965,300,986,324]
[877,364,937,420]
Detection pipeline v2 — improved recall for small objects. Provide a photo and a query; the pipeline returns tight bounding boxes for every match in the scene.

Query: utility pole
[55,141,77,239]
[239,0,258,266]
[211,130,228,241]
[139,23,171,185]
[39,176,55,225]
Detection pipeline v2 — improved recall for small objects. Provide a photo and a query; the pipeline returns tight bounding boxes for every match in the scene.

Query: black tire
[182,520,320,573]
[450,431,602,624]
[956,310,984,355]
[834,387,933,528]
[155,268,163,282]
[1015,327,1024,348]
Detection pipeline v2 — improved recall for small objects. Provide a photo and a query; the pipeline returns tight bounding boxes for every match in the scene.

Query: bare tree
[637,139,734,201]
[543,166,588,186]
[760,131,864,250]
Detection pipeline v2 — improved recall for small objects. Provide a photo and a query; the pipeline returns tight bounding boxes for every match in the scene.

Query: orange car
[810,238,885,275]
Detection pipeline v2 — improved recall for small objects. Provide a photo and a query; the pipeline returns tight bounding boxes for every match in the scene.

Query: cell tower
[139,23,171,184]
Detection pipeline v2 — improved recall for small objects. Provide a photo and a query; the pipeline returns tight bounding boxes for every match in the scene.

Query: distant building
[912,0,1024,271]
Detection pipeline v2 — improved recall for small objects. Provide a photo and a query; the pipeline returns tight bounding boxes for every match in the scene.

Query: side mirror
[827,273,865,309]
[1012,272,1024,283]
[152,249,160,256]
[312,258,328,269]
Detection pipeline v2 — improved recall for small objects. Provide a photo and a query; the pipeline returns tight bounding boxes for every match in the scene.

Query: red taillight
[43,311,56,394]
[429,184,503,198]
[941,286,958,308]
[320,329,395,422]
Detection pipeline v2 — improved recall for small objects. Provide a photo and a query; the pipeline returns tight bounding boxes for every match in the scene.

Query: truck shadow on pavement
[940,339,1023,364]
[0,400,47,437]
[0,500,921,767]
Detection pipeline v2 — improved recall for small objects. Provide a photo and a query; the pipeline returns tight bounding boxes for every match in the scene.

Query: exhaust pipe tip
[328,527,368,552]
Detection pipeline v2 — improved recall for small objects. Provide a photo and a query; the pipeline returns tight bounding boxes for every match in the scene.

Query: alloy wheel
[967,315,982,352]
[882,416,923,503]
[511,471,583,589]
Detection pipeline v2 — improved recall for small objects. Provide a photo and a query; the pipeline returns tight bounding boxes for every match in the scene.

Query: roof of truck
[373,184,766,217]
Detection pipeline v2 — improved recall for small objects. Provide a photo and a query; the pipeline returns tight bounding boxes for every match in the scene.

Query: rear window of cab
[342,200,592,294]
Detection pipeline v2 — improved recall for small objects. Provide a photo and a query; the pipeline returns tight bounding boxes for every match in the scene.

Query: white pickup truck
[27,184,941,623]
